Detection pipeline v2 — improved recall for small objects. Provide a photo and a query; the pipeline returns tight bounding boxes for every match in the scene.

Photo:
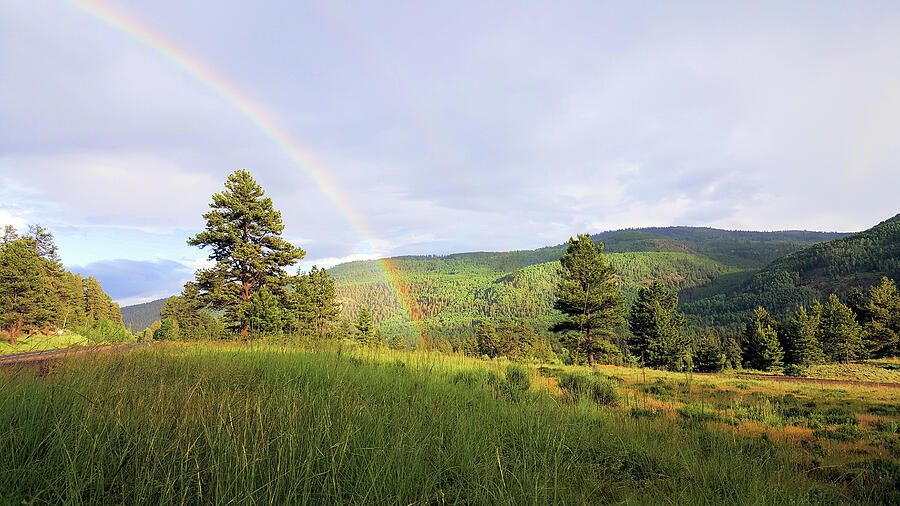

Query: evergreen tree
[188,170,305,334]
[244,288,283,335]
[356,307,373,338]
[82,276,121,322]
[160,282,224,340]
[742,307,783,370]
[551,234,626,366]
[723,337,743,369]
[819,294,864,363]
[781,303,824,366]
[628,281,689,370]
[388,333,406,350]
[1,225,19,246]
[153,318,178,341]
[0,240,54,343]
[475,322,499,357]
[694,334,726,373]
[856,277,900,357]
[287,266,341,338]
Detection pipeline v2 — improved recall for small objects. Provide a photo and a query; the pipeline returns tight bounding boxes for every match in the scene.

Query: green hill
[121,298,167,332]
[682,214,900,328]
[329,227,847,338]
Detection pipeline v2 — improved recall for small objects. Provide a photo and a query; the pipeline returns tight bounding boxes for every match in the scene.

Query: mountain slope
[121,298,167,331]
[682,214,900,327]
[330,226,847,337]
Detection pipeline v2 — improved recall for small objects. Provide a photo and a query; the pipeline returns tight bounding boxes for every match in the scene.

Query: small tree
[551,234,625,366]
[245,288,283,335]
[694,334,726,373]
[819,294,864,363]
[628,281,689,370]
[356,307,373,339]
[781,303,824,366]
[287,266,341,338]
[388,334,406,350]
[742,307,783,371]
[153,318,178,341]
[475,322,499,357]
[857,277,900,357]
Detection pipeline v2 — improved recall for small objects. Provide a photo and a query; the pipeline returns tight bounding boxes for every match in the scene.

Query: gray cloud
[71,259,192,306]
[3,0,900,303]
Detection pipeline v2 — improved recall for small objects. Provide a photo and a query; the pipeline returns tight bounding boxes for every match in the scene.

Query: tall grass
[0,344,868,504]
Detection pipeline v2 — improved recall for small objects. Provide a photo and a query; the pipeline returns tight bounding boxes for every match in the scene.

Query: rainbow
[69,0,426,343]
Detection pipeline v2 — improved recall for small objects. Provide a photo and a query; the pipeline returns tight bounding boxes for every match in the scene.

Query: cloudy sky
[2,0,900,305]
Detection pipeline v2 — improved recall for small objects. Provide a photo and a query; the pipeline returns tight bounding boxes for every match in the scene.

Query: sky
[2,0,900,306]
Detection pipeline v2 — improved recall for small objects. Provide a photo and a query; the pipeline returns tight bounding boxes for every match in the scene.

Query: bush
[505,364,531,391]
[537,366,563,377]
[153,319,178,341]
[783,364,806,377]
[814,424,868,441]
[557,372,620,406]
[79,319,132,343]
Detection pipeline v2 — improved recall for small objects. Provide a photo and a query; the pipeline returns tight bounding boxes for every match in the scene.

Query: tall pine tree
[188,170,305,335]
[551,234,625,366]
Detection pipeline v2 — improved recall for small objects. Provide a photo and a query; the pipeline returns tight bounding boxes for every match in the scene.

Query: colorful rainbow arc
[69,0,426,342]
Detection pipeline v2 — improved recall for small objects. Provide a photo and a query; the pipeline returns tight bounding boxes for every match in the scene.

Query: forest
[0,225,125,345]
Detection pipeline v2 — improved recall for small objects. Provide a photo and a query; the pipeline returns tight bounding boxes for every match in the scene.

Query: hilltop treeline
[0,225,123,344]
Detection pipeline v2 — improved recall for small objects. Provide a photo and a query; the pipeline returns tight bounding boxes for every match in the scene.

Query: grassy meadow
[1,341,898,505]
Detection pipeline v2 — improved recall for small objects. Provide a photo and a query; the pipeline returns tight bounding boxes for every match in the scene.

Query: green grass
[0,332,96,355]
[0,342,897,504]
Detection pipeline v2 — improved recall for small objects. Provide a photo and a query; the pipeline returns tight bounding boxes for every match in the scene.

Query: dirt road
[0,343,147,369]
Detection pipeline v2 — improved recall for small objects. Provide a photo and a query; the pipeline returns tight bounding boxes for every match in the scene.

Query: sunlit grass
[0,341,897,504]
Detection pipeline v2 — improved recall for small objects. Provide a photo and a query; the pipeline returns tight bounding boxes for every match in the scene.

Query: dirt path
[732,373,900,389]
[0,343,148,368]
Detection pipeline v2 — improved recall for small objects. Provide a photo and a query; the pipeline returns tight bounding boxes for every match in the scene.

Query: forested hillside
[121,298,167,332]
[682,214,900,328]
[329,226,845,338]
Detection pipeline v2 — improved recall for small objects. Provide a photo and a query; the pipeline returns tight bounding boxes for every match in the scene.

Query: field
[1,341,897,504]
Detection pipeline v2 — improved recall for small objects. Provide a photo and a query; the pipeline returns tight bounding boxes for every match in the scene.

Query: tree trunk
[586,327,595,367]
[241,277,250,337]
[10,317,23,346]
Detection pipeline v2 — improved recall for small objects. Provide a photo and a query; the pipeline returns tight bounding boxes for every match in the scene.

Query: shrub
[153,319,177,341]
[537,366,563,377]
[814,424,868,441]
[677,403,724,423]
[79,319,132,343]
[630,407,659,419]
[557,372,620,406]
[505,364,531,391]
[823,407,858,426]
[783,364,806,377]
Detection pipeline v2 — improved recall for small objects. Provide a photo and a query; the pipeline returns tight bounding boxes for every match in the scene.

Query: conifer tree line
[0,224,123,344]
[544,234,900,372]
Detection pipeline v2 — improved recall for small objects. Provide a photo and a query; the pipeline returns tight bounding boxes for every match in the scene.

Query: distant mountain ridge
[121,298,168,332]
[328,225,851,337]
[121,223,875,338]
